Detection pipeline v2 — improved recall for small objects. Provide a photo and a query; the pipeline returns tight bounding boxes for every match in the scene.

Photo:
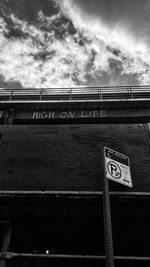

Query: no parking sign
[104,147,133,188]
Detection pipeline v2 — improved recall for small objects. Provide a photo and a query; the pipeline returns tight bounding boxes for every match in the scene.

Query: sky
[0,0,150,88]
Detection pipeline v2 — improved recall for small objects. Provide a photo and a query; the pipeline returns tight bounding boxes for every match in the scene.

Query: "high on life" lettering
[32,110,107,119]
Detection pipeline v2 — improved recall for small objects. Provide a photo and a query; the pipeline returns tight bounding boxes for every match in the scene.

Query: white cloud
[0,0,150,87]
[57,0,150,85]
[0,13,87,87]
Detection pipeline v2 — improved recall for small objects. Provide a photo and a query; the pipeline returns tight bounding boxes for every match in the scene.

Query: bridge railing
[0,86,150,101]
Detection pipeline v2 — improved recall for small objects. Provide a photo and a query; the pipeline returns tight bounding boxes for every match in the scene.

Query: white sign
[104,147,133,188]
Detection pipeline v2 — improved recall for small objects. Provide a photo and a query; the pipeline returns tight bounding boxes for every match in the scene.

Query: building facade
[0,87,150,266]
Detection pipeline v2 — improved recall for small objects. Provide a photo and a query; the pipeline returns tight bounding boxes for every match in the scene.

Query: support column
[143,124,150,149]
[0,227,12,267]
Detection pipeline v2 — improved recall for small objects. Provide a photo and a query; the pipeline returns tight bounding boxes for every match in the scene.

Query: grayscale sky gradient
[0,0,150,88]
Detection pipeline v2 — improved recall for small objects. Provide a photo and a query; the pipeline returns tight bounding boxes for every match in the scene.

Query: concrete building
[0,86,150,266]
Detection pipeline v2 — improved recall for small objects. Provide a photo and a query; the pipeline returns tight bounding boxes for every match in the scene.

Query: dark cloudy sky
[0,0,150,88]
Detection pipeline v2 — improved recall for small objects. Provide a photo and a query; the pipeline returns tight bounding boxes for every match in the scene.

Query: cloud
[56,0,150,85]
[71,0,150,45]
[0,0,150,88]
[0,11,89,87]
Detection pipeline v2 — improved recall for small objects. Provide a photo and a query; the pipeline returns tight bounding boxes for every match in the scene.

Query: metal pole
[101,148,115,267]
[0,227,12,267]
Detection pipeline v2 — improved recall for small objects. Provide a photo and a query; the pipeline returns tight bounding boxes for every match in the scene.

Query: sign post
[102,149,115,267]
[102,147,132,267]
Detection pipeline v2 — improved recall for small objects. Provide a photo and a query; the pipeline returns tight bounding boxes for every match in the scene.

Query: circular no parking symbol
[107,161,121,179]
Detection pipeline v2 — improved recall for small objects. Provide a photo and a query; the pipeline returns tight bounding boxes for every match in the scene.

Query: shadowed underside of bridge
[0,86,150,267]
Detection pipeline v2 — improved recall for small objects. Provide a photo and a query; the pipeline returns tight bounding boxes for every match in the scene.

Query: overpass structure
[0,86,150,124]
[0,86,150,267]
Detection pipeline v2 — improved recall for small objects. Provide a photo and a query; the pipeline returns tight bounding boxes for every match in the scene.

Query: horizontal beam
[1,98,150,111]
[1,108,150,124]
[0,191,149,196]
[1,252,150,261]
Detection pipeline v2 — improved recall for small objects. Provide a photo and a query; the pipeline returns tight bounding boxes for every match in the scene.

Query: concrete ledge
[0,98,150,111]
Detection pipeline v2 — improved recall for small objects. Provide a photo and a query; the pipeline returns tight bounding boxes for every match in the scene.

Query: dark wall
[0,123,149,192]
